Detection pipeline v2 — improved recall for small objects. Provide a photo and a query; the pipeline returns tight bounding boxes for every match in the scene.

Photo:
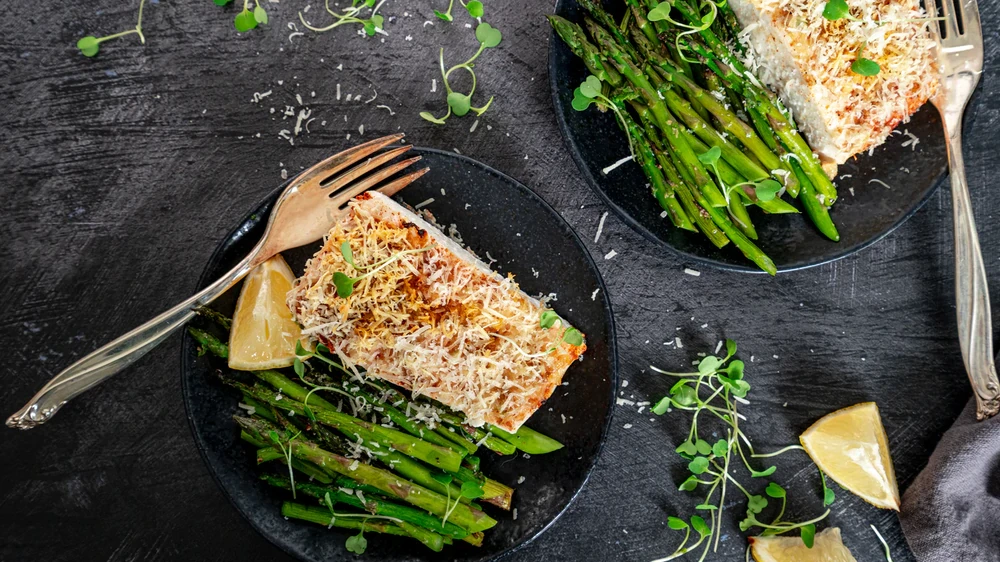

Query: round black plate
[549,0,948,273]
[180,148,618,561]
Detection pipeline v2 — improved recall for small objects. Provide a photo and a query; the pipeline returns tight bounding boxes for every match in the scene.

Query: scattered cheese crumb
[602,155,634,175]
[604,250,618,260]
[594,212,608,243]
[683,268,701,277]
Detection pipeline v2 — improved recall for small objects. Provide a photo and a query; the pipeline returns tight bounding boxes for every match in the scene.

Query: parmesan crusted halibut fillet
[287,191,586,432]
[730,0,938,164]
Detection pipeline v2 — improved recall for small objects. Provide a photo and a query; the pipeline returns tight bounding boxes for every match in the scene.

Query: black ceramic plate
[549,0,948,272]
[180,148,617,561]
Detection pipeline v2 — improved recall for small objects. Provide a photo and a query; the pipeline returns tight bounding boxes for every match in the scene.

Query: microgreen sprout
[268,428,302,499]
[819,469,836,506]
[540,309,562,329]
[299,0,385,37]
[292,341,358,421]
[431,473,469,526]
[647,0,718,63]
[345,525,368,554]
[650,340,831,561]
[562,327,584,346]
[850,43,881,76]
[436,0,483,22]
[420,22,502,124]
[226,0,268,32]
[435,0,456,21]
[77,0,147,57]
[332,240,435,298]
[697,146,782,203]
[822,0,858,22]
[572,75,635,157]
[871,524,893,561]
[322,491,399,551]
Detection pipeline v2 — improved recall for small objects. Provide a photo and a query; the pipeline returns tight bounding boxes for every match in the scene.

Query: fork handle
[947,125,1000,419]
[6,251,258,430]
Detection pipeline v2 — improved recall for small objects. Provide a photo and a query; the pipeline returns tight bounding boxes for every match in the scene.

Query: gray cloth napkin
[900,398,1000,562]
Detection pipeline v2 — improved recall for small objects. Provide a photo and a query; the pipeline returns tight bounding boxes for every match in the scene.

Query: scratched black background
[1,0,998,560]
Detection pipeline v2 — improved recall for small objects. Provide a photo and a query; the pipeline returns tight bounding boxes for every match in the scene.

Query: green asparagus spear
[631,116,699,231]
[188,326,230,359]
[631,104,731,248]
[546,16,623,88]
[790,159,840,241]
[280,439,498,533]
[488,425,565,455]
[264,474,471,540]
[281,501,445,552]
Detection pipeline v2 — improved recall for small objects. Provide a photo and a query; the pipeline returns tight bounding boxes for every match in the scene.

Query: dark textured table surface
[2,1,998,561]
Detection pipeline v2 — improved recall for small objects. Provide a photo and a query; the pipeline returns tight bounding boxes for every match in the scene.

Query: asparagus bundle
[550,0,842,275]
[189,317,565,555]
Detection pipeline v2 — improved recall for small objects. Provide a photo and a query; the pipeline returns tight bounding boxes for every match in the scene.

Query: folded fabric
[900,398,1000,562]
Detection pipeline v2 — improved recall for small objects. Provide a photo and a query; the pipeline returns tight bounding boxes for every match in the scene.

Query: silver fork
[6,134,428,430]
[927,0,997,419]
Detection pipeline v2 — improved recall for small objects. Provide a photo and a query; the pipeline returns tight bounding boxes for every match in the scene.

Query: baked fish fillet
[729,0,939,164]
[287,191,586,432]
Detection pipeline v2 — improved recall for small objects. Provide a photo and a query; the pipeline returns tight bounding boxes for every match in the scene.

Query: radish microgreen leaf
[562,327,584,346]
[77,0,148,57]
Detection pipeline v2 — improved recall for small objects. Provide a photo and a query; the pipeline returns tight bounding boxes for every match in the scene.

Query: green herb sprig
[431,472,485,527]
[572,75,635,158]
[77,0,147,57]
[213,0,268,32]
[539,309,586,347]
[647,0,718,64]
[420,23,503,124]
[299,0,385,37]
[871,524,894,562]
[435,0,485,22]
[268,428,302,499]
[321,491,401,554]
[332,240,435,298]
[850,43,881,76]
[696,146,782,203]
[650,341,831,561]
[292,341,358,421]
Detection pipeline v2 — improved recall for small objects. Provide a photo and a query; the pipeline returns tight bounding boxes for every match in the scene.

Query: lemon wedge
[750,527,857,562]
[800,401,900,510]
[228,254,302,371]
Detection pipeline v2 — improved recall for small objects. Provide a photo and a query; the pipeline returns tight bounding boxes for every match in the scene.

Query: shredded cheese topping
[730,0,939,163]
[287,192,585,432]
